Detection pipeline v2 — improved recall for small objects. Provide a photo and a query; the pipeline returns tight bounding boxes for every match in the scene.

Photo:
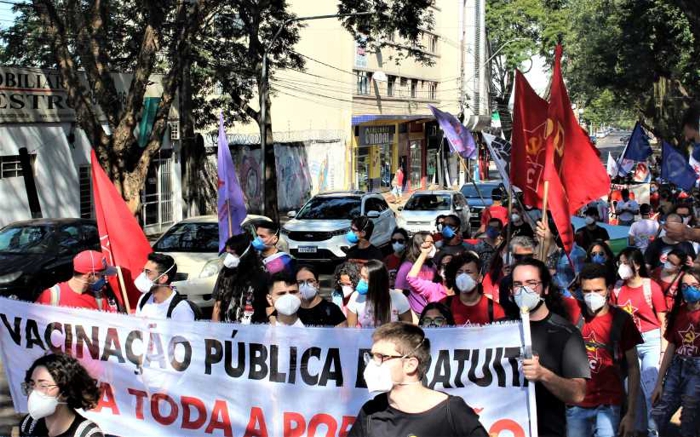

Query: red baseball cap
[73,250,117,276]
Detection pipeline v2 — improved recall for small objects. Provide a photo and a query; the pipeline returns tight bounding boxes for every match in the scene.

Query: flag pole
[521,307,539,437]
[505,182,514,264]
[227,199,233,237]
[115,266,131,313]
[539,180,550,260]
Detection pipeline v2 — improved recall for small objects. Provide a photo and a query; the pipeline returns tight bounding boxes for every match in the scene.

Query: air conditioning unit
[169,121,180,140]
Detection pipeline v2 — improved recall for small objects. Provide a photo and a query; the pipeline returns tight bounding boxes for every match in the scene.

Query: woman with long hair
[585,240,616,284]
[347,259,412,327]
[651,265,700,437]
[331,261,361,315]
[212,233,269,324]
[19,353,104,437]
[612,247,668,435]
[384,227,409,289]
[394,232,439,315]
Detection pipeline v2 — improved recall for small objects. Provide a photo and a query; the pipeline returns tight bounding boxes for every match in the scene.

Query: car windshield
[153,222,220,252]
[0,225,52,254]
[295,197,361,220]
[461,184,498,199]
[404,194,452,211]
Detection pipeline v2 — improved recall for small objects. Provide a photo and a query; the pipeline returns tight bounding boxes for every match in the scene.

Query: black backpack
[138,291,203,320]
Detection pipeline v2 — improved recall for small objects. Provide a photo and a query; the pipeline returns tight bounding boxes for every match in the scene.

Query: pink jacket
[406,275,448,313]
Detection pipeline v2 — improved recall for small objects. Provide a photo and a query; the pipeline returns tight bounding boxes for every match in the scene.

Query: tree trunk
[262,89,279,223]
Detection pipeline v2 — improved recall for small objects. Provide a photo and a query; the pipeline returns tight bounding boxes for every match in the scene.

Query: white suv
[282,191,397,262]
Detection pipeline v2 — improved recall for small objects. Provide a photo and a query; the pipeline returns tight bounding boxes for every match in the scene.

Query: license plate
[298,246,318,253]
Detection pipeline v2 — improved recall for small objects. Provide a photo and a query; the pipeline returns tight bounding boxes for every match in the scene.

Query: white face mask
[514,286,542,311]
[427,245,437,259]
[663,261,677,272]
[363,360,394,394]
[299,283,318,300]
[274,293,301,316]
[618,264,634,280]
[455,273,477,293]
[134,264,174,293]
[583,292,607,313]
[511,213,522,223]
[223,253,240,269]
[27,390,64,420]
[585,216,596,225]
[341,285,354,298]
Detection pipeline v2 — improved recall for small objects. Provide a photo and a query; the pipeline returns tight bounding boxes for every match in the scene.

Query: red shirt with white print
[37,281,119,312]
[609,279,667,333]
[664,306,700,358]
[577,308,643,408]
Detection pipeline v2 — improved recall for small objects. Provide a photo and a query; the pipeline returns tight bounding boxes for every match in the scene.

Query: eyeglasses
[21,382,58,396]
[363,352,405,365]
[391,238,406,244]
[422,316,447,326]
[512,280,542,290]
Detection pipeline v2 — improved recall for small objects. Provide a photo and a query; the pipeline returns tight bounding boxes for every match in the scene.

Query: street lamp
[259,11,372,217]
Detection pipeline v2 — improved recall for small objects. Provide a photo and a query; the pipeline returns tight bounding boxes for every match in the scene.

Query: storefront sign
[359,125,394,146]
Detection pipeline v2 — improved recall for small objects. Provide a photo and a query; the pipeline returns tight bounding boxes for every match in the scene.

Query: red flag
[511,70,549,207]
[544,45,611,253]
[91,150,152,310]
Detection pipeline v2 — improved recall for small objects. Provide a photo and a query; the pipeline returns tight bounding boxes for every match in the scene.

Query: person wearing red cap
[36,250,120,312]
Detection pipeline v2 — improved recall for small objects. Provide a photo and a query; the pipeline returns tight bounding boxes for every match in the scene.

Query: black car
[0,218,100,301]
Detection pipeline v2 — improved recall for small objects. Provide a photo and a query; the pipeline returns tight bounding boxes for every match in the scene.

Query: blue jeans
[651,356,700,437]
[566,405,621,437]
[633,329,661,435]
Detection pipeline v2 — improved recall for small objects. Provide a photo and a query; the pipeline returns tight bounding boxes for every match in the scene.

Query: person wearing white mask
[348,322,488,437]
[19,353,104,437]
[509,258,590,437]
[134,252,198,321]
[507,210,534,239]
[212,233,268,323]
[575,206,610,251]
[383,228,409,289]
[331,261,361,316]
[567,263,642,437]
[266,273,304,327]
[396,232,441,320]
[440,252,505,325]
[295,265,346,327]
[611,247,668,436]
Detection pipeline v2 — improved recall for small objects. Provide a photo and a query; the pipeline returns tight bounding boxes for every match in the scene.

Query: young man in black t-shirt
[296,265,347,327]
[575,206,610,250]
[344,216,385,263]
[510,258,591,437]
[349,322,488,437]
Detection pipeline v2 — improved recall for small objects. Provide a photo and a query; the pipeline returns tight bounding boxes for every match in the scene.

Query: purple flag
[217,112,247,252]
[428,105,476,159]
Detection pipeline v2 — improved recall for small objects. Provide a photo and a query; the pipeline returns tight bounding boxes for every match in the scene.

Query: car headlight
[199,259,222,279]
[0,271,22,284]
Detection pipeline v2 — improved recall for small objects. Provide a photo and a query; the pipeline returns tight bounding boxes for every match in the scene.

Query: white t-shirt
[347,290,410,328]
[135,290,195,321]
[617,200,639,222]
[628,218,659,252]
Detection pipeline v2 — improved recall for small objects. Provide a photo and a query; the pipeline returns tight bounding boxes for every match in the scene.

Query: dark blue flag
[621,121,652,162]
[661,141,697,191]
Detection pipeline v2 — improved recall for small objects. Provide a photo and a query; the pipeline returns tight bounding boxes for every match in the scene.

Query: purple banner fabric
[217,112,247,252]
[428,105,476,159]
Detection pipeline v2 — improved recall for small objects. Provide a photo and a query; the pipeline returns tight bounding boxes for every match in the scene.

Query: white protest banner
[0,298,530,437]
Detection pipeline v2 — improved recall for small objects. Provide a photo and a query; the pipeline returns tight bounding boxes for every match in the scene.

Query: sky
[0,1,19,30]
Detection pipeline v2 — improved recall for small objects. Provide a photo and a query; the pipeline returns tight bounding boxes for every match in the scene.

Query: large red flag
[91,150,152,310]
[544,45,611,253]
[511,70,549,207]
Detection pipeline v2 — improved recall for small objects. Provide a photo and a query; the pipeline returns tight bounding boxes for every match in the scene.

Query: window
[56,225,82,256]
[364,198,387,213]
[387,76,396,97]
[0,155,23,178]
[430,35,438,53]
[410,79,418,98]
[428,82,437,100]
[79,166,93,219]
[356,71,371,95]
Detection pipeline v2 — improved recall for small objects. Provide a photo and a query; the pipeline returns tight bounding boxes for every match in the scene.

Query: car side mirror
[287,211,297,218]
[397,206,403,211]
[367,211,380,219]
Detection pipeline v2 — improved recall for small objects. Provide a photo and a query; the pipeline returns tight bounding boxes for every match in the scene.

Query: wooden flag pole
[227,199,233,236]
[539,181,550,260]
[115,266,131,314]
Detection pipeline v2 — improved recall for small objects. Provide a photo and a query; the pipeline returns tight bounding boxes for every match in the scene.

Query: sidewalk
[0,358,21,437]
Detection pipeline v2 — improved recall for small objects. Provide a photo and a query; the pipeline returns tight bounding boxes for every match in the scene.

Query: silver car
[396,190,471,236]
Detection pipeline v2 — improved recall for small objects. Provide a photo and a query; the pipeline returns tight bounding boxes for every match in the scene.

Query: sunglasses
[391,238,406,244]
[590,251,606,257]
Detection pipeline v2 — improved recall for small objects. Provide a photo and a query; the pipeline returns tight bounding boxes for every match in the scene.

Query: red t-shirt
[36,282,119,312]
[651,267,681,310]
[610,280,667,333]
[441,294,505,325]
[578,309,643,408]
[480,205,509,228]
[384,253,403,288]
[664,306,700,357]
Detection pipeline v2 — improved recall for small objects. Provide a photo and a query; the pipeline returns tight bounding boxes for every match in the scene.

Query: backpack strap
[487,297,494,323]
[49,284,61,306]
[138,291,153,311]
[167,292,202,320]
[609,307,629,364]
[445,295,454,309]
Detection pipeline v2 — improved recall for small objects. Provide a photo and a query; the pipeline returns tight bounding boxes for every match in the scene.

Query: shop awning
[351,114,433,126]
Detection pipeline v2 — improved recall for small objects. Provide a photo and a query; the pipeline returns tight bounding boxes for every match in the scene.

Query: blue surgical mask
[591,254,606,265]
[682,285,700,304]
[252,237,268,251]
[486,227,499,239]
[356,279,369,295]
[346,230,359,244]
[442,226,455,239]
[91,276,106,292]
